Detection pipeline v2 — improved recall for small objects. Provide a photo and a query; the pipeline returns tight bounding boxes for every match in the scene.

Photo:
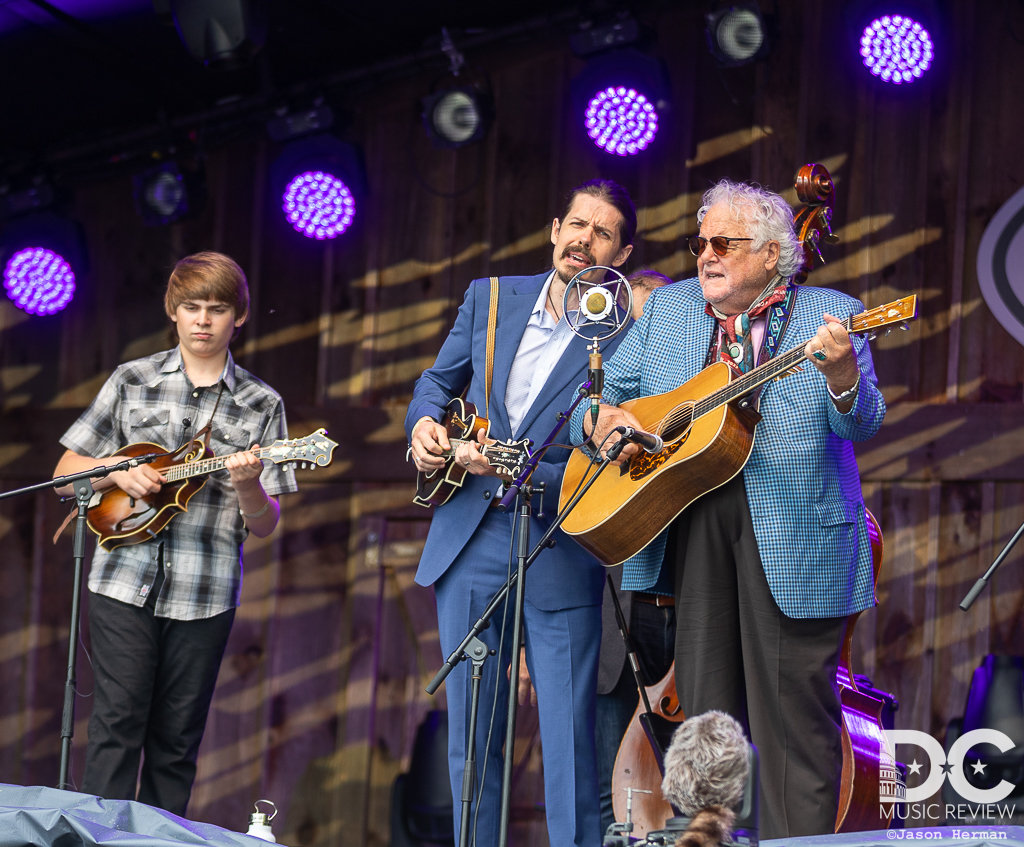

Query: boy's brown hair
[164,252,250,323]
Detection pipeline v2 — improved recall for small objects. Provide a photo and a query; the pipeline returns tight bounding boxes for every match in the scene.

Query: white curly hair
[696,180,803,280]
[661,710,750,816]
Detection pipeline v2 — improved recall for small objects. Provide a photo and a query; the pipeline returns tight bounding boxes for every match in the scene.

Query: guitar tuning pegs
[900,322,910,331]
[867,332,878,341]
[884,328,892,336]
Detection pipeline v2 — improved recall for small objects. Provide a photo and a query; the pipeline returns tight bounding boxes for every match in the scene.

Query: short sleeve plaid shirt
[59,347,298,620]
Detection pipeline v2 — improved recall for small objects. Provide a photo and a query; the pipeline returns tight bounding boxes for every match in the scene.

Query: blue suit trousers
[435,509,602,847]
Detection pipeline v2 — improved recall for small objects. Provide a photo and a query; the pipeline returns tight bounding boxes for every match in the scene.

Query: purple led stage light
[860,14,933,84]
[3,247,76,315]
[282,171,356,239]
[585,86,659,156]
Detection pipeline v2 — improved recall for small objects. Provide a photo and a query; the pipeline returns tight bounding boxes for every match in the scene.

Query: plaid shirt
[60,347,298,620]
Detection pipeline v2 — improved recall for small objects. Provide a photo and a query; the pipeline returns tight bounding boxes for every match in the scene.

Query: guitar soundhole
[628,404,693,482]
[661,404,693,442]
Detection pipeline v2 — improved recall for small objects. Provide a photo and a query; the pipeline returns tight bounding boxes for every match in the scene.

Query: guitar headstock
[267,429,338,470]
[849,296,918,338]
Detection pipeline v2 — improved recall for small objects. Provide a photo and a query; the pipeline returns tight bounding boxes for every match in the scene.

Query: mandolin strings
[161,446,274,482]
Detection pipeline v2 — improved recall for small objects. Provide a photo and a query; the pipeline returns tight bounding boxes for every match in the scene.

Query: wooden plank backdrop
[1,0,1022,842]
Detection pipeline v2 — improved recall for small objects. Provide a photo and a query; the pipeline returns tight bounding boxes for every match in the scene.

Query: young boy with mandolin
[52,251,297,816]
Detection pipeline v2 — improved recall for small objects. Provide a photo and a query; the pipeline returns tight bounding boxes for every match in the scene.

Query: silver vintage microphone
[562,265,633,430]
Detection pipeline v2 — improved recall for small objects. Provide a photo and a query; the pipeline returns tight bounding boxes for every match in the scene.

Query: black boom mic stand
[0,452,165,790]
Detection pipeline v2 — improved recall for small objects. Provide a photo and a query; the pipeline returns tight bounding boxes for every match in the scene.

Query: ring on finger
[813,348,827,361]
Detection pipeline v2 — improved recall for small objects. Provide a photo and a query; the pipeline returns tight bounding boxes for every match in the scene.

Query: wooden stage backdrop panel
[1,0,1022,843]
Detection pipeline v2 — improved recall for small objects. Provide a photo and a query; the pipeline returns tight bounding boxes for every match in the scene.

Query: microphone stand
[0,454,164,790]
[960,517,1024,610]
[426,382,633,847]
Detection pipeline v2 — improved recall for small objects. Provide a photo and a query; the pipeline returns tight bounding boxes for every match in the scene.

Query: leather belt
[633,592,674,607]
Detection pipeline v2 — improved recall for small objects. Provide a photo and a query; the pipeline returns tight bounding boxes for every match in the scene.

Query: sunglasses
[688,235,753,257]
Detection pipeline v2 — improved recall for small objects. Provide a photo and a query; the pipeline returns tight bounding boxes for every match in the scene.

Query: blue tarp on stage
[0,784,271,846]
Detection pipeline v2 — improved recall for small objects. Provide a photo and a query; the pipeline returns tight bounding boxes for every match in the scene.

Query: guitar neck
[694,314,853,418]
[162,446,269,482]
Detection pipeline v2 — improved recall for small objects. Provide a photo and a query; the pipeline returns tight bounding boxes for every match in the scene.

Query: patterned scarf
[705,274,789,374]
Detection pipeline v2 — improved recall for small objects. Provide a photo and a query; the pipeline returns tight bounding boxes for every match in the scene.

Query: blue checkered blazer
[569,278,885,619]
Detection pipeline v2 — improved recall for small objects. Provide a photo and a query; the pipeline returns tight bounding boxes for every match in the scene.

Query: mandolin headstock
[266,428,338,470]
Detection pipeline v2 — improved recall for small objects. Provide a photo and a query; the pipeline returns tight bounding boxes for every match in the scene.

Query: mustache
[560,243,596,264]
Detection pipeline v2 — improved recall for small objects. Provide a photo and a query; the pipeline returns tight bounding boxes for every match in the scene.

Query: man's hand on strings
[109,460,166,498]
[226,445,265,486]
[453,428,506,479]
[409,416,451,473]
[804,312,861,410]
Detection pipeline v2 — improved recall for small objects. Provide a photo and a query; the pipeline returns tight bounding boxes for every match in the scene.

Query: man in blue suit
[574,179,885,839]
[406,179,636,847]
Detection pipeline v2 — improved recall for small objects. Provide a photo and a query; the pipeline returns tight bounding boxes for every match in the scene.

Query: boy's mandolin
[86,429,337,551]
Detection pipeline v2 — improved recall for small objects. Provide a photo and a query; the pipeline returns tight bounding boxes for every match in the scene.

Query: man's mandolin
[413,398,531,508]
[86,429,337,551]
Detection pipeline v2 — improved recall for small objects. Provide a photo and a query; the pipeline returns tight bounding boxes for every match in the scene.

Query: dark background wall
[0,1,1022,843]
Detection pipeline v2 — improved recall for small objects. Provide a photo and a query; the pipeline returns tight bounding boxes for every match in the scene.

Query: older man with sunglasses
[572,179,884,839]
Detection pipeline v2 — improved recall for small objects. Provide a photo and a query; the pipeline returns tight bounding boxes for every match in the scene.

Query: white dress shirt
[504,272,575,437]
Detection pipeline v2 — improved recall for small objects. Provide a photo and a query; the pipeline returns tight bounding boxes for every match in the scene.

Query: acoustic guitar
[86,429,337,551]
[558,297,917,565]
[413,398,531,508]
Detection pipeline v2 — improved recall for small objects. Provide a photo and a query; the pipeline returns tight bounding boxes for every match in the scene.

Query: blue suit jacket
[569,278,886,619]
[406,272,627,612]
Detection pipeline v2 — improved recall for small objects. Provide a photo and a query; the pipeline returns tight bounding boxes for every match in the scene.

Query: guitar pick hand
[410,416,451,472]
[109,460,166,499]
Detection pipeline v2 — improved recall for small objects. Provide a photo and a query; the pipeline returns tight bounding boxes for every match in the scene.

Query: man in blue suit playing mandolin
[576,180,885,840]
[406,179,636,847]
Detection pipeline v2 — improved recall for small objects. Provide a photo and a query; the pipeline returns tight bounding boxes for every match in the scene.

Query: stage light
[168,0,267,70]
[571,49,669,158]
[270,134,366,241]
[705,3,772,67]
[585,86,659,157]
[133,162,205,226]
[282,171,356,240]
[422,87,491,149]
[3,247,76,315]
[0,211,87,315]
[859,14,934,84]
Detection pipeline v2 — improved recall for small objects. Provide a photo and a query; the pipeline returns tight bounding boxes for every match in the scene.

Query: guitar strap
[703,283,799,408]
[187,382,227,456]
[484,276,499,420]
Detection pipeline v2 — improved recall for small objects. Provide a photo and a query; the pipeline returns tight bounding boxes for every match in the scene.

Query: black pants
[670,475,846,840]
[82,565,235,816]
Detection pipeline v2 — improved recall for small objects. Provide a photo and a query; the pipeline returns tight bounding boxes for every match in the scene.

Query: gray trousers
[669,475,847,840]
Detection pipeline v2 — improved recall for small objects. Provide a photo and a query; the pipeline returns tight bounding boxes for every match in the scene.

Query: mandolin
[86,429,337,551]
[413,398,531,508]
[558,296,917,566]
